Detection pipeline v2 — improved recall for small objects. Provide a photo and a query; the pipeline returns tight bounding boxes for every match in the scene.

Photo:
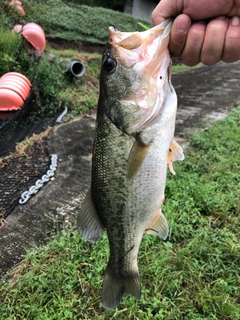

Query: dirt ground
[0,60,240,278]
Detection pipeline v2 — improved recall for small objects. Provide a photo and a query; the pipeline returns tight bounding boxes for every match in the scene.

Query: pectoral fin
[145,209,169,240]
[127,138,152,179]
[168,139,184,175]
[77,189,104,244]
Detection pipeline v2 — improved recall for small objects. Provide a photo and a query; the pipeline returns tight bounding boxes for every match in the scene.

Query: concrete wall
[124,0,157,22]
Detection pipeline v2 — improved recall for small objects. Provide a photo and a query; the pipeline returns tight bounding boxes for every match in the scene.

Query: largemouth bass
[77,19,184,309]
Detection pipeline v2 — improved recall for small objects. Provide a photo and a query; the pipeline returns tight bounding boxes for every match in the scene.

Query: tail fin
[101,266,141,309]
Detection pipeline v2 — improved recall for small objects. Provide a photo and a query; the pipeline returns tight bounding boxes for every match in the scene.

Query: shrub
[0,28,22,76]
[22,0,152,44]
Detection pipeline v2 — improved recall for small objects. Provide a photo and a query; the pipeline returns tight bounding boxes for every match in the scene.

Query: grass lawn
[0,107,239,319]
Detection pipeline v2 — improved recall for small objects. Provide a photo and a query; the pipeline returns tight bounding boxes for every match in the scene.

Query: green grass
[172,63,202,73]
[0,0,152,123]
[0,27,21,75]
[2,0,152,44]
[0,107,239,319]
[0,2,239,318]
[46,48,102,119]
[0,0,189,123]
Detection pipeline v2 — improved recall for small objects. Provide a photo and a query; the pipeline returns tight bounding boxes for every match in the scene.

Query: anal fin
[168,139,184,175]
[77,189,104,244]
[145,209,169,240]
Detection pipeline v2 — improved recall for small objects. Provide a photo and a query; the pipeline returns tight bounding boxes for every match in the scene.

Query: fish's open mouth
[106,20,174,133]
[108,19,173,70]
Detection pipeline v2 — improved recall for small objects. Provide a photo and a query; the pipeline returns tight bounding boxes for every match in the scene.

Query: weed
[0,1,189,125]
[0,27,21,75]
[0,107,239,319]
[0,128,53,168]
[20,0,152,45]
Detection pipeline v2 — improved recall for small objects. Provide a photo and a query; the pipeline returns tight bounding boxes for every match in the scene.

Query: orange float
[0,76,31,99]
[0,81,30,100]
[9,0,23,5]
[9,0,25,15]
[0,72,32,119]
[12,24,23,33]
[1,72,32,86]
[1,75,31,89]
[0,88,24,111]
[22,23,46,51]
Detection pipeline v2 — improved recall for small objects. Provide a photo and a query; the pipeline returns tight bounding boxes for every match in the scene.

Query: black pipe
[67,60,85,77]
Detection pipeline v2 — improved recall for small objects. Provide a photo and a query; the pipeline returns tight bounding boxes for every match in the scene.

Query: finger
[152,0,182,25]
[169,14,191,58]
[200,16,229,65]
[180,22,206,66]
[151,0,232,25]
[222,16,240,62]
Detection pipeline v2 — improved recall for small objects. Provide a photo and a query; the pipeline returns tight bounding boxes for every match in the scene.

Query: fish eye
[103,58,116,72]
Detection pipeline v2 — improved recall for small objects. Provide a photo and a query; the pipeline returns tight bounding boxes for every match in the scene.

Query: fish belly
[91,109,174,309]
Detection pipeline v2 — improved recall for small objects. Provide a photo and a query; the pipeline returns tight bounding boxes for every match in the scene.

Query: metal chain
[19,154,58,204]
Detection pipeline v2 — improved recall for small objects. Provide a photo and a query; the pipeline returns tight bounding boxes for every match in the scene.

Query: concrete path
[1,61,240,277]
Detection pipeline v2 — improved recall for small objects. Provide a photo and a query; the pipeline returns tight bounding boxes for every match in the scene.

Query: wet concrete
[173,61,240,144]
[1,61,240,278]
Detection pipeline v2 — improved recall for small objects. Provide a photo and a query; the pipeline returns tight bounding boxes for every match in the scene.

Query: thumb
[152,0,183,25]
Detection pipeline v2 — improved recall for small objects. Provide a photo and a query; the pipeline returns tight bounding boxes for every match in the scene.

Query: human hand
[152,0,240,66]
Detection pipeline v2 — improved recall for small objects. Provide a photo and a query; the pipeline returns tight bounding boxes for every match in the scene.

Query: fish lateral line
[119,244,135,262]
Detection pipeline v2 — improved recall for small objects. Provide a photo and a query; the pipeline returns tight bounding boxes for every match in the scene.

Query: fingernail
[216,15,227,20]
[230,16,240,26]
[176,16,190,33]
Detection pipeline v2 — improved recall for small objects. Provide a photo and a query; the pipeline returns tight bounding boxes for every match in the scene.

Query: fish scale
[77,19,184,309]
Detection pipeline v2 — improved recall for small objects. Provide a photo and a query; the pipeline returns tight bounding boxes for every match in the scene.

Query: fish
[77,19,184,309]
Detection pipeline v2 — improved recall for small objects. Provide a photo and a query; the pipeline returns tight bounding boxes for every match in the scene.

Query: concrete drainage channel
[0,61,240,278]
[0,142,51,223]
